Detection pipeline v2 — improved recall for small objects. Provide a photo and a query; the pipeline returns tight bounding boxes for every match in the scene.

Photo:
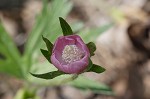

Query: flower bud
[51,35,90,74]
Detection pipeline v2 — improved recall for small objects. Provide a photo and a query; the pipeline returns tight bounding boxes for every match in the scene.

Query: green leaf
[70,76,113,95]
[59,17,73,36]
[86,42,96,56]
[30,71,65,79]
[24,0,73,74]
[42,35,53,53]
[14,88,39,99]
[27,61,72,86]
[0,53,6,60]
[88,64,105,73]
[0,24,21,61]
[0,23,24,78]
[0,60,22,78]
[40,49,51,63]
[84,58,93,72]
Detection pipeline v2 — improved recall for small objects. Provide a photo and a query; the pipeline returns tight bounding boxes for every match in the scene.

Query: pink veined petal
[51,52,89,74]
[66,35,90,55]
[51,53,64,71]
[51,34,90,74]
[52,36,76,64]
[52,36,75,53]
[62,60,88,74]
[76,37,90,54]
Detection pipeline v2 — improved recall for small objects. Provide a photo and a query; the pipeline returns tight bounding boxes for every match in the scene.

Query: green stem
[61,74,78,84]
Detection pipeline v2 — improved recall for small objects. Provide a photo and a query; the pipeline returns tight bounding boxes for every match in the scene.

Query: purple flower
[51,35,90,74]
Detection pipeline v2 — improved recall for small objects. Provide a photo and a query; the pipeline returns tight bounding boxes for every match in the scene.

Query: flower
[51,35,90,74]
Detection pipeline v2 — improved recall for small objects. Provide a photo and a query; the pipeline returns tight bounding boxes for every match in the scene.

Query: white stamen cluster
[62,45,84,63]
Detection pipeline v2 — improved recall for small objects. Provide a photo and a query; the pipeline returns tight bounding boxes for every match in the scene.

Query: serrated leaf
[70,76,113,95]
[59,17,73,36]
[88,64,105,73]
[42,35,53,53]
[86,42,96,56]
[30,71,65,79]
[40,49,51,63]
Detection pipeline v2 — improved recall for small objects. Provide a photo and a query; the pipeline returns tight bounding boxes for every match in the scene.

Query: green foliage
[59,17,73,36]
[86,42,96,56]
[70,76,113,95]
[31,17,105,79]
[42,35,53,53]
[41,35,53,63]
[0,0,113,95]
[0,24,23,78]
[30,71,65,79]
[40,49,51,62]
[84,58,105,73]
[87,64,105,73]
[85,58,93,71]
[23,0,73,75]
[14,88,39,99]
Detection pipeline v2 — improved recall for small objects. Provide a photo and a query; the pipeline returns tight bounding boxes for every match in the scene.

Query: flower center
[62,45,84,63]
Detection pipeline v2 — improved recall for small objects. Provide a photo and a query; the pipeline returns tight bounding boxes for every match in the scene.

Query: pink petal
[51,35,90,74]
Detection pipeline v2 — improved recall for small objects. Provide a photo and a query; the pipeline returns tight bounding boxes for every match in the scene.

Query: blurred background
[0,0,150,99]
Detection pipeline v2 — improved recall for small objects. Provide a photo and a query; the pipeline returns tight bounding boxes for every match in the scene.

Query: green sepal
[86,42,96,57]
[84,58,93,72]
[59,17,73,36]
[40,49,51,63]
[30,71,65,80]
[42,35,53,53]
[88,64,105,73]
